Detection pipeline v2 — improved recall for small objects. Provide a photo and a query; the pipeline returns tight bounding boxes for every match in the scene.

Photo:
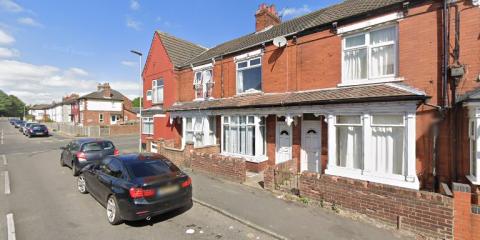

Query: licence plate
[35,132,43,135]
[158,185,179,195]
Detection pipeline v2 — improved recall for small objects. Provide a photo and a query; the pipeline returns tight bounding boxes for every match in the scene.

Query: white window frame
[325,107,418,190]
[152,79,164,104]
[193,68,214,100]
[221,115,267,162]
[142,117,154,135]
[235,56,262,94]
[146,90,152,101]
[341,24,399,86]
[183,116,216,148]
[466,104,480,185]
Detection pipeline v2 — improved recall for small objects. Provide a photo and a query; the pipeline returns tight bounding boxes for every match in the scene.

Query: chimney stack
[97,83,112,98]
[255,3,281,32]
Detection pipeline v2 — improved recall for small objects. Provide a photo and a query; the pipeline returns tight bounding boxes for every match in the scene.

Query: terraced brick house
[143,1,480,238]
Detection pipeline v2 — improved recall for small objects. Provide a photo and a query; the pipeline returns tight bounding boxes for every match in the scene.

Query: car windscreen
[127,159,180,178]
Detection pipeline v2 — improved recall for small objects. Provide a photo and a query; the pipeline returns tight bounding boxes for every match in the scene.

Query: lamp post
[130,50,143,152]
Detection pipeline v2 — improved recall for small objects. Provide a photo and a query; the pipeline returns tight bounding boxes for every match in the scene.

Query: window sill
[220,152,268,163]
[325,166,419,190]
[466,175,480,185]
[338,77,404,87]
[235,90,263,96]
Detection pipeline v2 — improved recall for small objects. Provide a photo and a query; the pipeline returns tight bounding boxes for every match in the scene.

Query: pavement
[0,120,274,240]
[0,119,410,240]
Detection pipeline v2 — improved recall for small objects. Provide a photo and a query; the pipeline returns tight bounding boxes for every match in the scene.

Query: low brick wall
[109,124,139,136]
[191,152,246,183]
[264,159,297,190]
[300,172,453,239]
[453,183,480,240]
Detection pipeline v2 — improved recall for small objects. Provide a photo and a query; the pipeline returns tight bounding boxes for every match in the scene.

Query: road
[0,119,274,240]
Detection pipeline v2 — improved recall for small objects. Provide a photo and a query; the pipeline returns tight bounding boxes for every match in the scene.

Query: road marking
[6,213,16,240]
[2,155,6,165]
[1,129,4,144]
[4,171,10,194]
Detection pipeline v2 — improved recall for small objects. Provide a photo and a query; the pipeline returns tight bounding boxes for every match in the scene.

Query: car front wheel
[106,196,123,225]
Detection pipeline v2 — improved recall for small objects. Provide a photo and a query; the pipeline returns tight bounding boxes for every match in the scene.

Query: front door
[301,120,321,172]
[276,121,292,164]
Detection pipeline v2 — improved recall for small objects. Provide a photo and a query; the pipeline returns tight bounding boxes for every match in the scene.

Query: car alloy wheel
[106,196,122,225]
[77,175,88,194]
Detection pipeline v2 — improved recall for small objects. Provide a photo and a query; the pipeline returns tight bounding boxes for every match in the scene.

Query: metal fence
[44,122,100,137]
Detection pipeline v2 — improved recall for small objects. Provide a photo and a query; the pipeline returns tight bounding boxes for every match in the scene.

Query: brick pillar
[453,182,473,240]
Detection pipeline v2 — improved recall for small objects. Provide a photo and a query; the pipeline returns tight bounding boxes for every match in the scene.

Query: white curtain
[344,48,367,81]
[236,71,244,93]
[246,126,254,156]
[370,27,395,77]
[371,126,404,175]
[337,126,363,169]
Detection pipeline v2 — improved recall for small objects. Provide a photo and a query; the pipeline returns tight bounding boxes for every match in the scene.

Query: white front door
[276,121,292,164]
[301,120,321,172]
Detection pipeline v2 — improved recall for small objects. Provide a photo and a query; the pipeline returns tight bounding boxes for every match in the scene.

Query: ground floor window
[142,117,153,135]
[326,107,417,189]
[222,115,266,158]
[467,106,480,184]
[184,116,215,147]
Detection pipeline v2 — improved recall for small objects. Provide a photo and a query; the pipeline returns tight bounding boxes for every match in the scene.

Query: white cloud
[126,17,141,30]
[17,17,42,27]
[0,60,140,104]
[0,47,19,58]
[0,29,14,45]
[279,5,311,19]
[0,0,23,12]
[130,0,139,10]
[121,60,136,67]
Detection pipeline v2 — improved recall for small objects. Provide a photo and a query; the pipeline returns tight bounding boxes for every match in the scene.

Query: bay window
[326,108,417,189]
[222,115,266,159]
[142,117,153,135]
[184,116,215,147]
[152,79,164,104]
[467,106,480,184]
[342,25,397,84]
[194,69,213,99]
[236,58,262,94]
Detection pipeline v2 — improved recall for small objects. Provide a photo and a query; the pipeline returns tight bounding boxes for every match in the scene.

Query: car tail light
[76,152,87,162]
[114,149,119,156]
[129,187,155,199]
[181,177,192,188]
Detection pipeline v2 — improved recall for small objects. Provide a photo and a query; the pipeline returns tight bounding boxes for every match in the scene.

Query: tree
[0,90,26,117]
[132,97,142,108]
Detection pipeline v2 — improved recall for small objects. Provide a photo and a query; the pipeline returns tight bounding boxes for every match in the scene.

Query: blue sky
[0,0,340,104]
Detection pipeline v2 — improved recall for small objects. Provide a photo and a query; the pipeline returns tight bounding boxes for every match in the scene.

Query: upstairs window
[193,69,213,99]
[152,79,164,104]
[236,57,262,94]
[342,25,397,84]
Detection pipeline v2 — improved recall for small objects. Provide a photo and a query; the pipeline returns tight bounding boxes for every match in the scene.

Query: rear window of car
[127,159,180,178]
[82,141,114,151]
[32,124,45,130]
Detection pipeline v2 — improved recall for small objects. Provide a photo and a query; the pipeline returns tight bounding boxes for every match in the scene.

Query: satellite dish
[273,36,287,48]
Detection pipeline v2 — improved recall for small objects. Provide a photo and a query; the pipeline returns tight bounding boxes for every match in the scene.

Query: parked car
[76,153,192,225]
[9,119,18,125]
[13,120,24,128]
[60,139,119,176]
[25,124,49,138]
[17,122,26,132]
[22,122,36,135]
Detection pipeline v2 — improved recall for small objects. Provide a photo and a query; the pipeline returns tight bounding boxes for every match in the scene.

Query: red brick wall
[109,124,139,136]
[191,152,246,183]
[452,183,480,240]
[81,110,122,126]
[300,172,454,239]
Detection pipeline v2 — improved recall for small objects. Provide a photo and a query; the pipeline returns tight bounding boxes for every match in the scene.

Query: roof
[79,89,126,101]
[168,83,427,112]
[156,31,208,67]
[29,104,50,110]
[457,88,480,103]
[182,0,404,67]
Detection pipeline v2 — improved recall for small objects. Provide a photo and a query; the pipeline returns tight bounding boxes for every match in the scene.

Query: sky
[0,0,340,104]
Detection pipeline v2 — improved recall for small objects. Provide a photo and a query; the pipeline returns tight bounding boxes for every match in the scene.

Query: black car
[77,153,192,225]
[60,139,119,176]
[9,119,18,125]
[25,124,49,137]
[14,120,25,128]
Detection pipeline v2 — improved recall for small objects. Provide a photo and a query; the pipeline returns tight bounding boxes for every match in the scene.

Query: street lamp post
[130,50,143,153]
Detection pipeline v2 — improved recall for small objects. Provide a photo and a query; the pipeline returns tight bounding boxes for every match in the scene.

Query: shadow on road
[124,200,193,227]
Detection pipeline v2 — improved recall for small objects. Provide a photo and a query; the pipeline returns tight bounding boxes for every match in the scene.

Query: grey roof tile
[156,31,208,67]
